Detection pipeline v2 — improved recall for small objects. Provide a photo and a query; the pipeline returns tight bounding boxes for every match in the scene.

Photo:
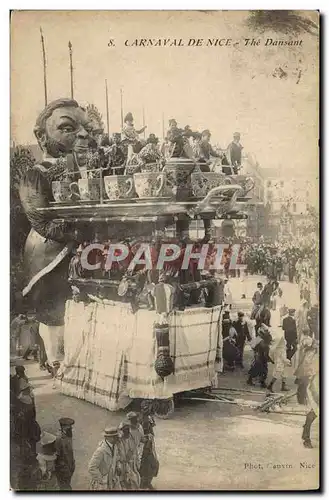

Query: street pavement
[11,276,319,491]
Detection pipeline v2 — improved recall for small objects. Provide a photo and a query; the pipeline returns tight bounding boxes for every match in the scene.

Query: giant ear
[34,127,47,150]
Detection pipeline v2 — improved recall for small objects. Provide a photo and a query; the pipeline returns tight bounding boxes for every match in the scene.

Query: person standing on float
[19,98,92,378]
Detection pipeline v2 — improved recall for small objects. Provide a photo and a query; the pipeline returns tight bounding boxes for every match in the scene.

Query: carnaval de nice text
[124,38,233,47]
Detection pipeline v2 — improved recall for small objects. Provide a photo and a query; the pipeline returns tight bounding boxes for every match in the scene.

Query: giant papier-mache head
[33,98,93,158]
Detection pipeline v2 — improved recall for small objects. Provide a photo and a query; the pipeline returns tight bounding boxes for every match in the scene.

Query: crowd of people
[10,366,75,491]
[69,110,245,180]
[243,238,317,287]
[10,366,159,491]
[88,408,159,491]
[221,276,319,410]
[10,271,319,491]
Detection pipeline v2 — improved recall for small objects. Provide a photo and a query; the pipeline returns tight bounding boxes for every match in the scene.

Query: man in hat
[247,324,273,387]
[126,412,145,470]
[122,112,147,160]
[10,366,32,430]
[89,427,122,490]
[89,427,123,490]
[198,129,221,172]
[261,276,275,309]
[222,312,239,371]
[107,132,126,175]
[282,308,298,361]
[117,420,140,489]
[22,318,39,362]
[11,365,29,397]
[139,401,159,490]
[14,378,41,455]
[122,112,147,143]
[227,132,243,174]
[166,119,194,159]
[232,312,252,368]
[126,134,165,175]
[10,314,28,358]
[251,282,263,319]
[223,278,233,310]
[36,432,59,490]
[266,335,290,393]
[55,417,75,490]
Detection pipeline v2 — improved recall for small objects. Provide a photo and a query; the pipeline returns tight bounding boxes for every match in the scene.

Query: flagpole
[68,41,74,99]
[142,106,146,139]
[105,79,110,137]
[162,112,165,140]
[120,88,124,129]
[39,27,48,106]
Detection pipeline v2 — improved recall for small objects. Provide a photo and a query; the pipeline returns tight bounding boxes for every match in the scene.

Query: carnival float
[8,30,260,415]
[20,101,255,418]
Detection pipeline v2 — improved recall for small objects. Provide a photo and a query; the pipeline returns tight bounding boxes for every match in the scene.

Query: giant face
[35,103,93,157]
[45,106,91,153]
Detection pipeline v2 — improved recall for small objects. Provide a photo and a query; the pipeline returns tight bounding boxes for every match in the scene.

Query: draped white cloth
[58,300,222,411]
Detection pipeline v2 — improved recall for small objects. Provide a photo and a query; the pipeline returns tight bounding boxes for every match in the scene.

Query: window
[306,190,309,198]
[267,190,273,200]
[267,180,272,188]
[280,181,284,188]
[292,203,297,212]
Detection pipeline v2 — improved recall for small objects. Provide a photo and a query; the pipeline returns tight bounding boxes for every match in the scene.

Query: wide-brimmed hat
[201,129,211,137]
[103,426,119,438]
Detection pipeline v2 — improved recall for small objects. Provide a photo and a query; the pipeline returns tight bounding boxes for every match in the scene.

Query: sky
[11,10,319,179]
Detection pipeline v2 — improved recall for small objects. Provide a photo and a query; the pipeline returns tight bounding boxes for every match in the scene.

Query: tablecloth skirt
[58,300,223,411]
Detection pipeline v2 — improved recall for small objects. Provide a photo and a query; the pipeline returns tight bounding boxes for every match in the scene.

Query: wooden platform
[37,197,252,222]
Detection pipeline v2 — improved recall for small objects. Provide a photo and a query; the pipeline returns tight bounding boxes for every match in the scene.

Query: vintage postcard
[10,10,319,491]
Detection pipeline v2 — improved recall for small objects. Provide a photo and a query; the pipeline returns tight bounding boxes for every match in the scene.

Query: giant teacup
[70,178,103,201]
[163,158,195,201]
[191,172,232,198]
[133,172,166,199]
[104,175,135,200]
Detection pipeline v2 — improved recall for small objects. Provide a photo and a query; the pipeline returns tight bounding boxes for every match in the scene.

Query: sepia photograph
[10,9,319,491]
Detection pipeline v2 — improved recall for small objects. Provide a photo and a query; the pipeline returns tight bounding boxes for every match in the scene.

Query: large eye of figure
[59,124,75,133]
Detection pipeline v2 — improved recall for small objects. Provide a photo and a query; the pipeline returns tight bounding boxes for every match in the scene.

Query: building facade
[262,167,318,239]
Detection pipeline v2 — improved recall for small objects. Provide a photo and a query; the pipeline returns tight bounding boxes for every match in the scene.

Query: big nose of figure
[75,126,91,149]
